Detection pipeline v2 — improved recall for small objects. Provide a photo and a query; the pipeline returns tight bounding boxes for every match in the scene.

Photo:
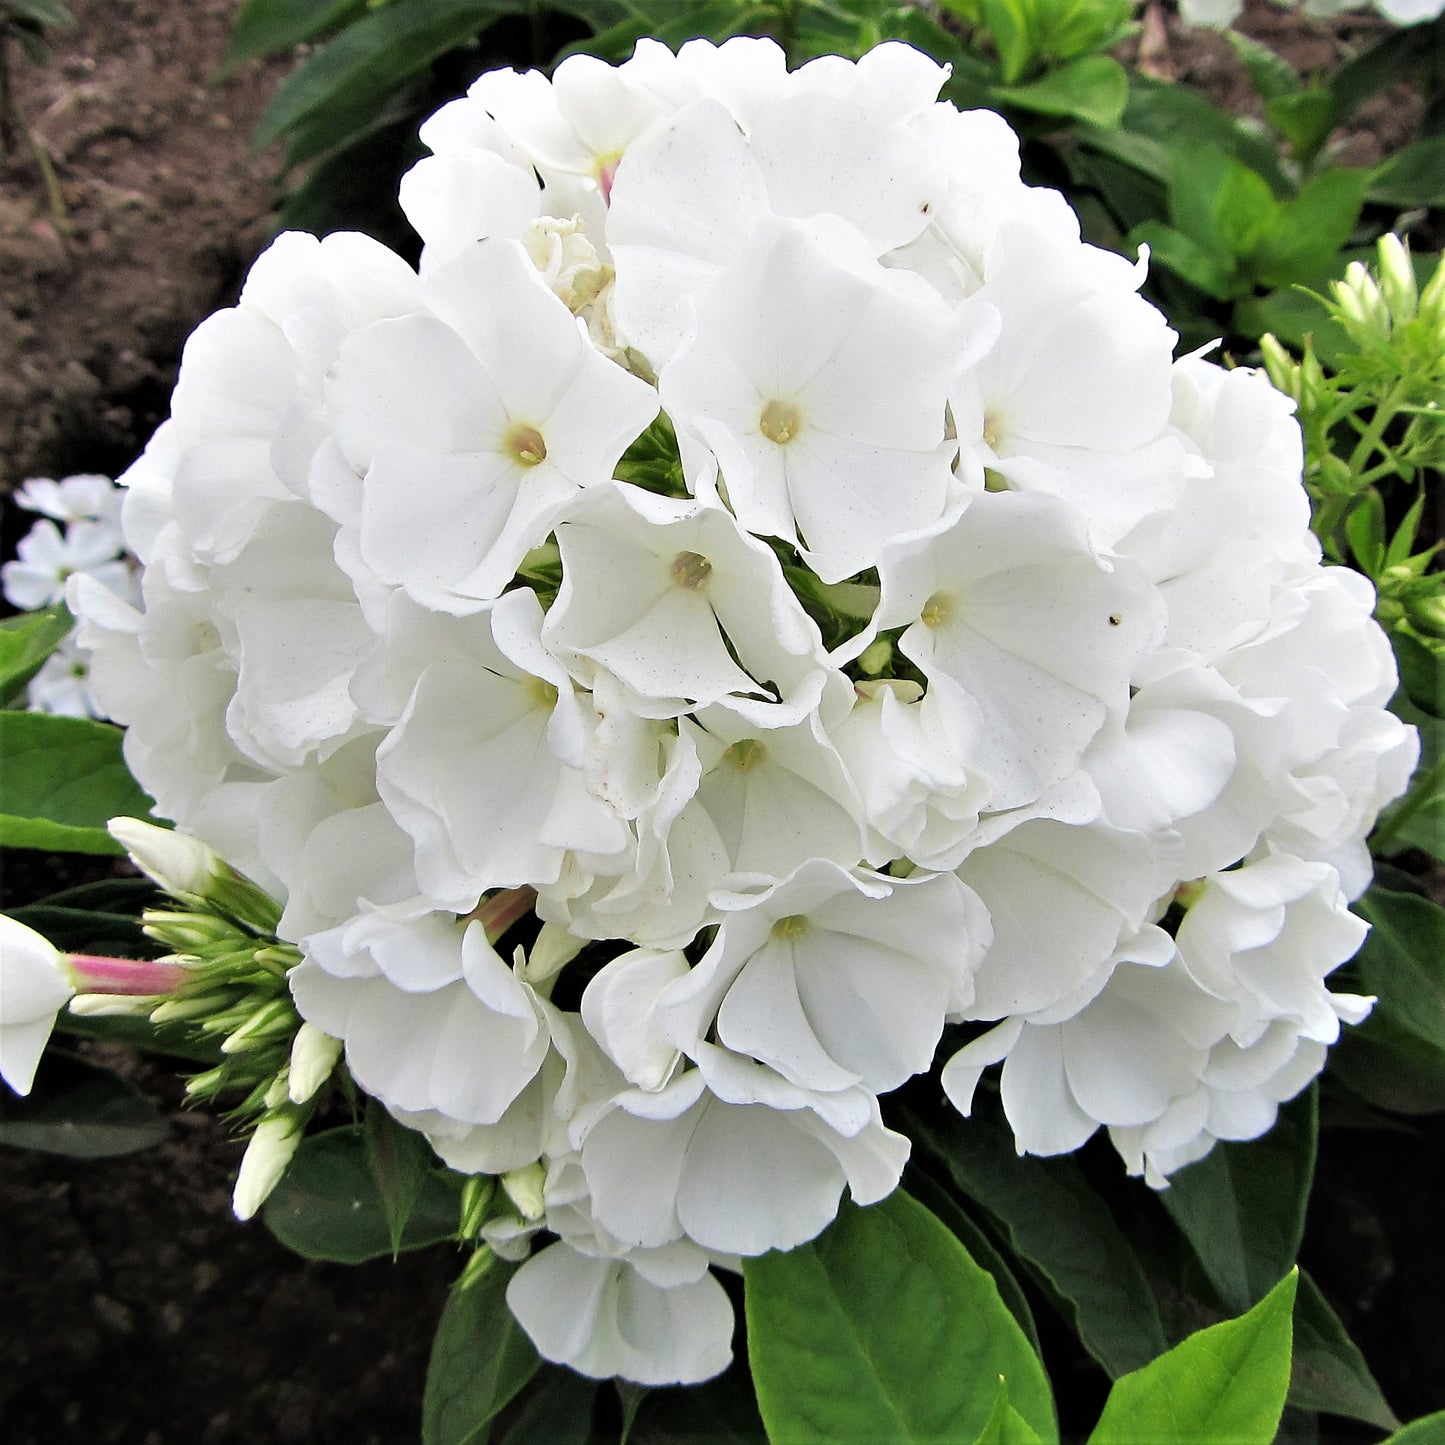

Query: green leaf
[254,0,524,152]
[1345,491,1388,577]
[974,1381,1046,1445]
[0,1051,169,1158]
[629,1360,768,1444]
[906,1166,1042,1357]
[495,1368,598,1444]
[364,1096,437,1257]
[1329,22,1439,126]
[0,712,156,854]
[1121,76,1288,191]
[1370,137,1445,209]
[1288,1269,1398,1431]
[422,1254,540,1445]
[1131,222,1238,301]
[978,0,1036,85]
[217,0,367,77]
[1329,1009,1445,1115]
[1158,1088,1317,1317]
[1227,32,1301,102]
[0,605,73,705]
[1253,168,1368,290]
[1089,1271,1299,1445]
[1264,90,1336,164]
[263,1124,462,1263]
[1212,159,1279,258]
[1353,888,1445,1046]
[4,0,72,27]
[745,1190,1057,1444]
[906,1106,1168,1378]
[1385,1411,1445,1443]
[993,55,1129,129]
[7,903,151,958]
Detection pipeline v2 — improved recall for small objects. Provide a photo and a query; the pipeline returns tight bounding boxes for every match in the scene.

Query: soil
[0,1,1440,1442]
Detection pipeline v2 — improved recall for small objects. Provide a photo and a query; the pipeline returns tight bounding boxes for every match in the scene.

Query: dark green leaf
[263,1124,462,1262]
[423,1254,540,1445]
[1391,631,1442,719]
[1289,1269,1398,1431]
[0,712,156,854]
[1089,1271,1298,1445]
[745,1190,1056,1444]
[0,1051,168,1158]
[1330,23,1440,127]
[254,0,525,151]
[1329,1010,1445,1115]
[4,0,71,27]
[217,0,367,77]
[1370,138,1445,208]
[365,1097,438,1257]
[1234,288,1347,359]
[495,1368,598,1445]
[1353,888,1445,1046]
[7,903,151,958]
[629,1359,768,1444]
[0,605,72,706]
[1159,1088,1317,1316]
[993,55,1129,129]
[905,1106,1168,1378]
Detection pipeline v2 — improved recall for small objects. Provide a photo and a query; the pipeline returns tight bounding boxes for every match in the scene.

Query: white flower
[661,216,991,581]
[25,634,104,719]
[542,481,834,726]
[15,473,124,528]
[0,915,76,1095]
[2,517,131,611]
[334,239,657,612]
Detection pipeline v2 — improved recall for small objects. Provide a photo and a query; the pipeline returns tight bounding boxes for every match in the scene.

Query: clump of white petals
[71,38,1415,1387]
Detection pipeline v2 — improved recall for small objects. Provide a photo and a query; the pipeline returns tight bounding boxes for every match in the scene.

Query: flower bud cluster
[71,39,1416,1385]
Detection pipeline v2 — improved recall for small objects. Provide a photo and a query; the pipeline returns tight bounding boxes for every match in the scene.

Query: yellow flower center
[759,399,803,446]
[504,422,548,467]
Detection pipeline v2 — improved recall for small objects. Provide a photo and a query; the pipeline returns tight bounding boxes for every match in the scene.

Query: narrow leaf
[744,1190,1057,1445]
[364,1097,436,1257]
[1158,1087,1317,1315]
[217,0,368,77]
[1385,1411,1445,1443]
[0,712,156,854]
[495,1368,598,1444]
[1370,138,1445,208]
[254,0,524,151]
[1089,1271,1299,1445]
[422,1254,540,1445]
[1353,888,1445,1046]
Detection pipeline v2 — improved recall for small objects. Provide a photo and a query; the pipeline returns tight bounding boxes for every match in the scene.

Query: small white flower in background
[63,38,1414,1385]
[3,472,133,719]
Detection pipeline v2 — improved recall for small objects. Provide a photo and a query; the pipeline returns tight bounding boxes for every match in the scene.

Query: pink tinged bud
[66,953,188,997]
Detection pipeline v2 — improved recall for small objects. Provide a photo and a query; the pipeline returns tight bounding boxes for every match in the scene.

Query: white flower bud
[287,1023,342,1104]
[232,1113,303,1221]
[108,817,220,896]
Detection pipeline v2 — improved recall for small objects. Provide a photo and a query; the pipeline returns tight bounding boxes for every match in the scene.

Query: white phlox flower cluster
[70,39,1417,1385]
[2,472,133,717]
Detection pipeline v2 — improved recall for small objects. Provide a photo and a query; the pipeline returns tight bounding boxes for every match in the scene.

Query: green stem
[1346,382,1407,483]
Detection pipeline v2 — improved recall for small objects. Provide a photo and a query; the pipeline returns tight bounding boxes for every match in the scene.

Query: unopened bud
[500,1161,547,1222]
[232,1113,303,1221]
[65,992,153,1017]
[458,1175,496,1241]
[220,998,296,1054]
[1377,234,1418,323]
[287,1023,342,1104]
[109,818,219,896]
[857,637,893,676]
